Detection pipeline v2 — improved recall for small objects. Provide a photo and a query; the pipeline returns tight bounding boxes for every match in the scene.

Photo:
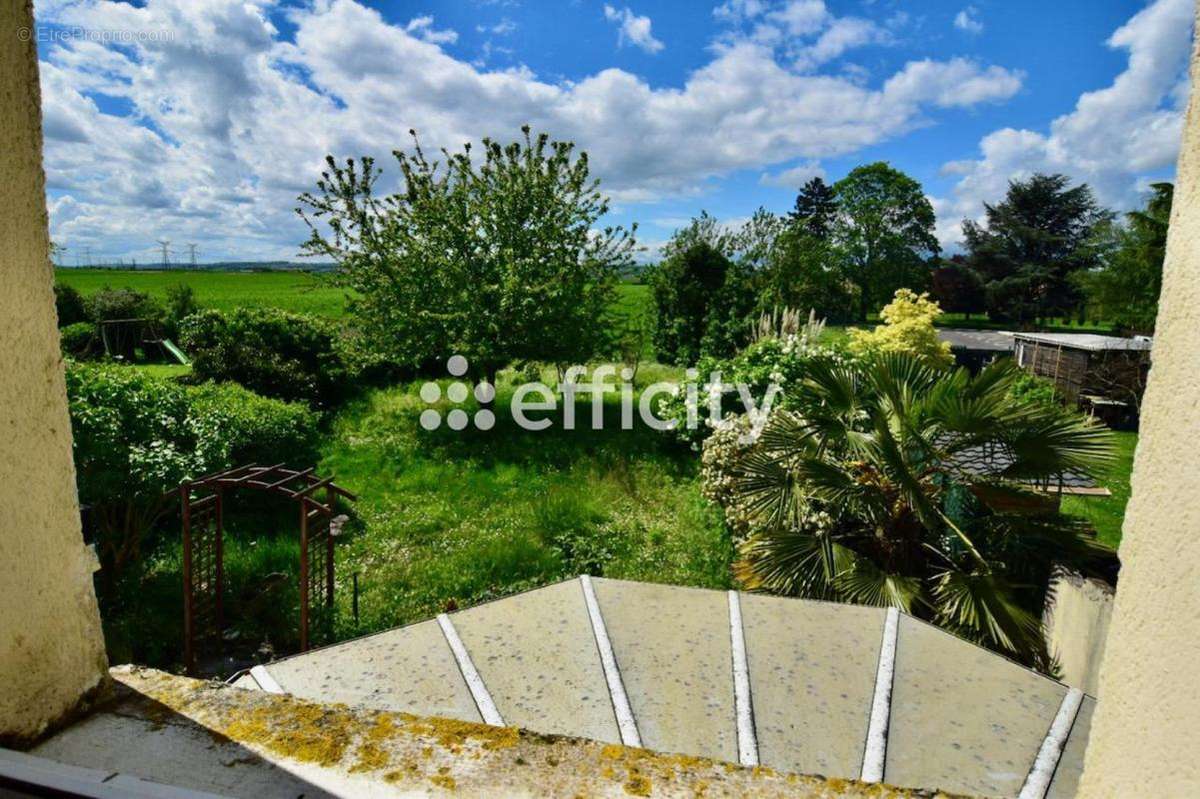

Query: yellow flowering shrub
[848,288,953,368]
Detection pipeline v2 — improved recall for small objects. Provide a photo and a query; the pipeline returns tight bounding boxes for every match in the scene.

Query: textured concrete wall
[0,0,109,745]
[1042,570,1112,696]
[1077,14,1200,796]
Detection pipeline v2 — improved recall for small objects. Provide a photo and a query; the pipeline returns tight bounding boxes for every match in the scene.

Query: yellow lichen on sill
[109,665,966,797]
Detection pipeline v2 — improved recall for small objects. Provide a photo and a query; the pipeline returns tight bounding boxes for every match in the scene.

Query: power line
[156,239,172,268]
[186,243,198,267]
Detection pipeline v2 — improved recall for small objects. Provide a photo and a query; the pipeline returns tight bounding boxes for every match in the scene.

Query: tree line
[651,167,1171,366]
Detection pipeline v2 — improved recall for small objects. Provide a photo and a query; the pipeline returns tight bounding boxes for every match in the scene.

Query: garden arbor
[179,463,356,674]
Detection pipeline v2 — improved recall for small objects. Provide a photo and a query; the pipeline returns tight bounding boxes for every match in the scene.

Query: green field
[56,268,353,318]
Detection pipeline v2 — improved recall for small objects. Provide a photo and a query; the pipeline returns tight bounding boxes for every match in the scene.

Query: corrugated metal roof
[938,329,1016,352]
[1012,333,1152,352]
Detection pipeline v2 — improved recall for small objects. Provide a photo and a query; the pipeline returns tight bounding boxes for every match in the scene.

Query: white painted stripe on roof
[579,576,642,747]
[727,591,759,766]
[1018,688,1085,799]
[437,612,504,726]
[249,665,284,694]
[861,606,899,783]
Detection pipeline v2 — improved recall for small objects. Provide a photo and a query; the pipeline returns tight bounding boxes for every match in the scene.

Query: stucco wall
[0,0,109,745]
[1042,569,1113,696]
[1077,12,1200,796]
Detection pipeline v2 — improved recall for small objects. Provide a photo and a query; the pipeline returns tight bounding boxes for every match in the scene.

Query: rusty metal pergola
[178,463,356,674]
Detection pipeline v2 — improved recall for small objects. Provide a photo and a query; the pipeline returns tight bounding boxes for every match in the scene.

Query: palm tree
[731,354,1114,668]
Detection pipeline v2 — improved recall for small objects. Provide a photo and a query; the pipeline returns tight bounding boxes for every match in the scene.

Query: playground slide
[161,339,190,365]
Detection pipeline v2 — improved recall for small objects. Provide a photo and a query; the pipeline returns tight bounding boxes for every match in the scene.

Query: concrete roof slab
[885,614,1069,798]
[739,593,885,780]
[591,578,739,762]
[450,579,621,743]
[260,619,482,723]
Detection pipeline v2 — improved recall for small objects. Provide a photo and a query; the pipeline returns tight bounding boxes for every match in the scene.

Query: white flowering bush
[656,332,844,449]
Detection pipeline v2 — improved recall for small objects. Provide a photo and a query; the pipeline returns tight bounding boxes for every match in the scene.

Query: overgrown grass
[1062,430,1137,548]
[104,363,730,671]
[321,367,731,641]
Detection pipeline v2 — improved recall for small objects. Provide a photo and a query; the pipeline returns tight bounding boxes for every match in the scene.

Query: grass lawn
[1062,430,1138,548]
[320,366,731,641]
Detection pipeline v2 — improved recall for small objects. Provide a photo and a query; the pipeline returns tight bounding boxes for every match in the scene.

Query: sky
[34,0,1194,265]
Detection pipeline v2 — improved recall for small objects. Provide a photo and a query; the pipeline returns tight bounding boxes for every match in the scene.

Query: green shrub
[650,242,756,366]
[54,282,89,326]
[60,321,99,358]
[85,287,164,323]
[655,331,843,448]
[186,382,320,467]
[66,363,319,577]
[181,308,351,407]
[1007,368,1060,407]
[163,283,199,338]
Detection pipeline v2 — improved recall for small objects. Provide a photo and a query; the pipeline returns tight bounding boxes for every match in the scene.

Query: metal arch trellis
[179,463,356,675]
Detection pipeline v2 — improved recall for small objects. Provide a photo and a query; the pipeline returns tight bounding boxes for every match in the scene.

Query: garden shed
[1013,332,1152,410]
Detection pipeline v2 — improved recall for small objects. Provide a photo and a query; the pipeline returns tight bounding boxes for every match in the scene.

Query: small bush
[86,287,164,323]
[54,283,89,326]
[164,283,199,337]
[60,321,99,358]
[848,289,953,368]
[181,308,351,407]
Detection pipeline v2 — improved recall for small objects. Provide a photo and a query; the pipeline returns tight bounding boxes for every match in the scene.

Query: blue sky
[34,0,1193,264]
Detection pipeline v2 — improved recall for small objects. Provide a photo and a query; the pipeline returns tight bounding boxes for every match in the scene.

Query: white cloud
[603,5,665,54]
[759,160,825,187]
[35,0,1022,261]
[933,0,1193,247]
[477,19,517,36]
[405,15,458,45]
[793,16,891,71]
[954,7,983,35]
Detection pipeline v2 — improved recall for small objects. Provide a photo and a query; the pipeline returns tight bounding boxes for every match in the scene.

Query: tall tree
[930,256,985,318]
[651,222,754,365]
[1076,182,1172,334]
[790,177,838,239]
[298,127,635,384]
[832,163,940,321]
[963,174,1111,325]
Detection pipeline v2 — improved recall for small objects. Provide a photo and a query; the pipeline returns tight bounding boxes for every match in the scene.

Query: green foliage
[181,308,351,407]
[964,174,1112,324]
[656,328,843,448]
[719,355,1114,668]
[848,289,954,368]
[1006,369,1059,408]
[54,282,89,326]
[60,321,99,358]
[833,163,939,320]
[85,286,164,323]
[66,363,318,576]
[759,226,857,323]
[930,259,985,317]
[319,379,732,642]
[163,282,199,337]
[299,127,634,379]
[1075,182,1171,334]
[650,241,755,365]
[789,176,838,239]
